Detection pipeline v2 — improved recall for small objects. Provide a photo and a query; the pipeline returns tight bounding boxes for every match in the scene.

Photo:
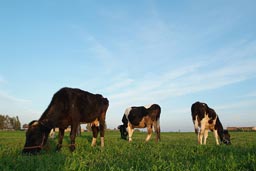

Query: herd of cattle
[22,87,231,154]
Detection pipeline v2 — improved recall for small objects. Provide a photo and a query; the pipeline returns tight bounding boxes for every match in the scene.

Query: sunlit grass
[0,131,255,171]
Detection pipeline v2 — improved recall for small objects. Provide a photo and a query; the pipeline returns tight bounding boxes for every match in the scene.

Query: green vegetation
[0,131,255,171]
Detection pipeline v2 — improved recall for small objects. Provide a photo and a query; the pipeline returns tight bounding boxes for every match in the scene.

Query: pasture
[0,131,255,171]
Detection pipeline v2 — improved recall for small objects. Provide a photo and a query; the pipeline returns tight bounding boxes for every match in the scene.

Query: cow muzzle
[222,138,231,145]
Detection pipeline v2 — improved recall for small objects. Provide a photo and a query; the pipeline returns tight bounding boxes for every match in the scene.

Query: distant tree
[4,115,12,129]
[0,115,4,129]
[0,114,21,130]
[13,116,21,130]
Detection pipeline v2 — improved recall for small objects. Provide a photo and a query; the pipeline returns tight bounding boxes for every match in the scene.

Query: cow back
[39,87,109,127]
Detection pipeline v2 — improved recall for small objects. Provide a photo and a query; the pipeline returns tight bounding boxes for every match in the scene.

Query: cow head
[221,130,231,145]
[118,125,128,140]
[22,120,48,154]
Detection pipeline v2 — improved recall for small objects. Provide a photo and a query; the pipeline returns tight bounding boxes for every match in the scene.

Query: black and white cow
[191,101,231,145]
[118,104,161,142]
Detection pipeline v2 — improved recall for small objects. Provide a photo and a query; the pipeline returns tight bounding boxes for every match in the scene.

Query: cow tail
[155,105,161,141]
[156,117,160,133]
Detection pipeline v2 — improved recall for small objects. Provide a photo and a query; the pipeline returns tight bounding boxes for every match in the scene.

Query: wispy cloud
[0,90,36,122]
[244,91,256,98]
[106,38,256,109]
[68,3,256,130]
[0,91,31,104]
[216,99,256,111]
[105,78,134,93]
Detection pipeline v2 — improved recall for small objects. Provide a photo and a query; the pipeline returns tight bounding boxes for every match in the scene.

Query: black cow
[22,87,109,154]
[118,104,161,142]
[191,101,231,145]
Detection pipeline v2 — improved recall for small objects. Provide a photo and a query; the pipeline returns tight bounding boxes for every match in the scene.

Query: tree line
[0,114,21,130]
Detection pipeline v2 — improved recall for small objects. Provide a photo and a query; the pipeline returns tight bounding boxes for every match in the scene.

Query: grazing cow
[118,104,161,142]
[22,87,109,154]
[191,101,231,145]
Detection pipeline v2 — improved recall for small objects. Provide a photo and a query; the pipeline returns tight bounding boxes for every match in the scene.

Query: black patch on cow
[128,107,148,126]
[122,114,128,127]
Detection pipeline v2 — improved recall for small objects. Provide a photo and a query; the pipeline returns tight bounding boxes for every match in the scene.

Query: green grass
[0,131,255,171]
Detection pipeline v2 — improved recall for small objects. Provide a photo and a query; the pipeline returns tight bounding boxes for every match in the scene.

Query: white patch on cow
[144,104,153,109]
[145,134,152,141]
[90,118,99,127]
[100,137,104,147]
[49,129,56,139]
[32,121,39,126]
[213,130,220,145]
[127,122,134,142]
[198,113,208,144]
[91,137,97,146]
[203,129,209,144]
[124,107,132,119]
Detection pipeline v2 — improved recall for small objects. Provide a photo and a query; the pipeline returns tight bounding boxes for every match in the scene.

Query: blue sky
[0,0,256,131]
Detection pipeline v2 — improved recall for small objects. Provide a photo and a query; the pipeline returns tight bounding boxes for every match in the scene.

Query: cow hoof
[69,145,75,152]
[56,144,62,151]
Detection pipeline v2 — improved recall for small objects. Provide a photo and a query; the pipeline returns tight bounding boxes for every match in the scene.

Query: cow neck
[39,119,53,132]
[215,116,224,138]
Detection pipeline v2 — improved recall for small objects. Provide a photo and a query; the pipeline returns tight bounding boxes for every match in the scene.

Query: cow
[191,101,231,145]
[22,87,109,154]
[118,104,161,142]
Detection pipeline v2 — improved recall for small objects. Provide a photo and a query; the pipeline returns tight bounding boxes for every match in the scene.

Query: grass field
[0,130,255,171]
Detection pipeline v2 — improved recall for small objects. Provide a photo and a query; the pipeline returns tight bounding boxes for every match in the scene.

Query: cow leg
[99,114,106,147]
[56,128,65,151]
[91,124,99,146]
[213,130,220,145]
[198,128,204,145]
[145,125,153,142]
[127,123,134,142]
[203,129,209,145]
[70,125,78,152]
[153,120,160,142]
[198,117,207,145]
[99,122,105,147]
